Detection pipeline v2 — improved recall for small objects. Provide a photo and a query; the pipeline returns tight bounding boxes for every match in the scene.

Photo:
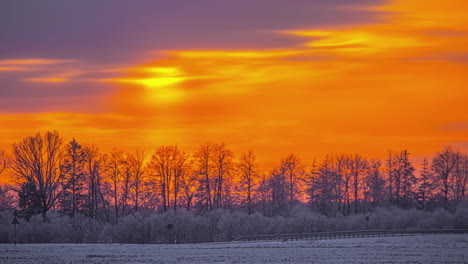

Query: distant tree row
[0,131,467,222]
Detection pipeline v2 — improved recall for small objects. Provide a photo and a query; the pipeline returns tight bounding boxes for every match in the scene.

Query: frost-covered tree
[279,153,305,206]
[0,150,12,211]
[386,150,416,208]
[342,155,353,215]
[432,146,462,210]
[12,131,65,219]
[308,155,336,215]
[0,150,8,176]
[17,181,42,220]
[237,150,258,214]
[333,155,346,214]
[348,154,368,213]
[416,158,433,210]
[363,159,386,210]
[103,149,124,222]
[399,150,417,208]
[59,139,87,218]
[83,144,108,220]
[194,142,214,212]
[386,151,395,206]
[126,150,146,212]
[148,145,187,212]
[211,143,234,209]
[453,154,468,207]
[268,169,288,216]
[179,162,198,211]
[255,174,272,216]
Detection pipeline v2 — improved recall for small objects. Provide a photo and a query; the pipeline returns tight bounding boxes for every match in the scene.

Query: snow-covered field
[1,234,467,264]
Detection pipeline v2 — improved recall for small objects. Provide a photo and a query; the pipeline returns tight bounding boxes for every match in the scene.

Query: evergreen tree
[364,159,386,210]
[400,150,417,208]
[416,158,433,209]
[18,182,42,221]
[59,139,87,217]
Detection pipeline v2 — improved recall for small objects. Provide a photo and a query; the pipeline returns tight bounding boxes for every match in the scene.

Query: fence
[232,229,468,242]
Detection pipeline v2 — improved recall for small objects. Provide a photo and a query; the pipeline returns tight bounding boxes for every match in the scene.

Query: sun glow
[109,66,189,104]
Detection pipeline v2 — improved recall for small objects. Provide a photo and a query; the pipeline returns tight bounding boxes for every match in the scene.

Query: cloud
[0,58,83,83]
[22,70,84,84]
[164,49,310,59]
[0,59,77,74]
[0,66,30,72]
[0,58,76,65]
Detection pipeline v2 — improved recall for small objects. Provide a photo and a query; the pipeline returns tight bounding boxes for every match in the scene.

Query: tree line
[0,131,467,223]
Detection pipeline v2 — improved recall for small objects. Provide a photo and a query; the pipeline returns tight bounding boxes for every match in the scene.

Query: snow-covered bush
[0,204,467,244]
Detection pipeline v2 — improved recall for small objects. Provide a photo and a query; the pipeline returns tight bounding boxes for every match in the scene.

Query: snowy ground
[0,234,467,264]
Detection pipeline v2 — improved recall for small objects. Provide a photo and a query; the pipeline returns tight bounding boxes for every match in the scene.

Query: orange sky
[1,0,468,179]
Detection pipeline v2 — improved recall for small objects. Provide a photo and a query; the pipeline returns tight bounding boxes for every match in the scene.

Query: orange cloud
[0,58,76,65]
[0,66,31,71]
[22,70,84,83]
[164,49,310,59]
[23,77,68,83]
[0,58,87,84]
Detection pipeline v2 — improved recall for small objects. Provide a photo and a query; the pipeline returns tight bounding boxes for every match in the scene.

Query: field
[0,234,467,264]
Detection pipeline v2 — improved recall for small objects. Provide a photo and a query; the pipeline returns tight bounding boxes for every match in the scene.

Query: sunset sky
[1,0,468,173]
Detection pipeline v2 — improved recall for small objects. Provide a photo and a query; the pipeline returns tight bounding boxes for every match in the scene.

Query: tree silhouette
[12,131,65,219]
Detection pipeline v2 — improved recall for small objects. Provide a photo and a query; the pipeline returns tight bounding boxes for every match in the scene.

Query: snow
[0,234,467,264]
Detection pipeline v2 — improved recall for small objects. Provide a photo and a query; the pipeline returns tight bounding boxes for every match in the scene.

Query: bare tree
[386,151,395,206]
[83,144,108,220]
[432,146,462,210]
[255,174,271,216]
[148,145,187,212]
[453,154,468,206]
[126,149,146,212]
[212,143,234,208]
[119,151,147,216]
[348,154,368,214]
[333,155,346,214]
[0,150,8,176]
[194,142,214,211]
[306,158,319,211]
[179,161,198,211]
[121,156,131,217]
[172,147,187,211]
[103,149,124,222]
[237,149,258,214]
[279,153,305,206]
[342,155,353,215]
[12,131,65,219]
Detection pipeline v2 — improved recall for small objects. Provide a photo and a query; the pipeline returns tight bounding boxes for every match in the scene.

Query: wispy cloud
[22,70,84,84]
[0,66,31,71]
[0,58,77,65]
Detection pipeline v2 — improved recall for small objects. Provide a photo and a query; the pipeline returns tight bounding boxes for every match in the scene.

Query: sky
[1,0,468,175]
